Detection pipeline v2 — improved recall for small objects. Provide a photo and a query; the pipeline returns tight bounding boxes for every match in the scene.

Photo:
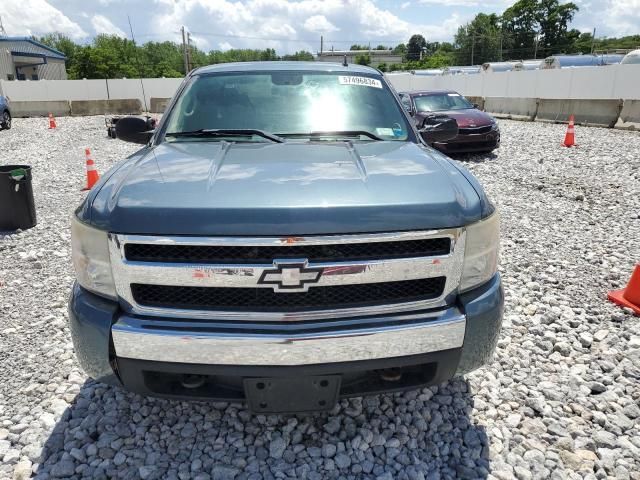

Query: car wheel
[1,110,11,130]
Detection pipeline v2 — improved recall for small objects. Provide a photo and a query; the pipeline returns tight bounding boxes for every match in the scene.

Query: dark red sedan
[399,90,500,153]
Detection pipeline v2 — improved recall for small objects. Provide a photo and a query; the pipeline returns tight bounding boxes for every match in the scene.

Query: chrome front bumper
[112,308,466,366]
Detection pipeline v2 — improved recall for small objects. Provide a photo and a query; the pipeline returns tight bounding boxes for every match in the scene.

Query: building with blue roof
[0,37,68,81]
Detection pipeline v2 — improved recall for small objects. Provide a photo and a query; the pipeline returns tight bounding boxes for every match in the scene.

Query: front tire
[1,110,11,130]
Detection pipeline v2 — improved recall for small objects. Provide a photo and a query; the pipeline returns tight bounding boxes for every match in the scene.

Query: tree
[536,0,579,56]
[38,33,78,72]
[454,13,501,65]
[425,51,455,68]
[502,0,578,59]
[349,44,369,51]
[281,50,314,61]
[377,62,387,72]
[407,34,427,61]
[139,41,183,77]
[354,54,371,65]
[392,43,407,55]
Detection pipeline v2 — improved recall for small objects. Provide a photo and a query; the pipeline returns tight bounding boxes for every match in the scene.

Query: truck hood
[86,140,483,236]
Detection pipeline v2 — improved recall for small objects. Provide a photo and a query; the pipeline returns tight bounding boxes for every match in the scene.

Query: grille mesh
[124,238,451,264]
[131,277,446,312]
[458,125,493,135]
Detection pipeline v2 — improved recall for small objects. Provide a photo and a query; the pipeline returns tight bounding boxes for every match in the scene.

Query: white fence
[385,64,640,100]
[0,78,184,108]
[1,64,639,105]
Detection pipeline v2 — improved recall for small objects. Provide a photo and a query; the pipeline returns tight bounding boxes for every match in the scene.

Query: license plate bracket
[244,375,341,413]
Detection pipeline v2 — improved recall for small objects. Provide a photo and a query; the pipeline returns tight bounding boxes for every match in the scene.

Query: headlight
[459,211,500,292]
[71,215,117,299]
[490,122,499,131]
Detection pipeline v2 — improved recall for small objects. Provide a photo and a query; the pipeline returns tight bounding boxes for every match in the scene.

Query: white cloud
[418,0,511,6]
[150,0,438,52]
[219,41,233,50]
[90,14,126,37]
[2,0,86,39]
[5,0,635,55]
[574,0,640,37]
[419,0,479,5]
[303,15,339,33]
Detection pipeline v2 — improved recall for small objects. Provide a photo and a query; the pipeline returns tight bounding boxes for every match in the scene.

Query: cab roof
[193,61,381,76]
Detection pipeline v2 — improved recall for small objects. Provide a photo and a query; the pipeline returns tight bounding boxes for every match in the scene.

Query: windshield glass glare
[414,93,473,112]
[164,72,410,141]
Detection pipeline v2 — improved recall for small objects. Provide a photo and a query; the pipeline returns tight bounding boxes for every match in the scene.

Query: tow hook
[181,374,206,389]
[379,368,402,382]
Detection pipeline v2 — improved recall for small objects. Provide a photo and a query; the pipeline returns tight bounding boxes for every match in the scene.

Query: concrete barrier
[150,97,171,113]
[70,99,142,116]
[10,101,71,118]
[465,96,484,111]
[536,99,622,127]
[615,99,640,130]
[484,97,538,121]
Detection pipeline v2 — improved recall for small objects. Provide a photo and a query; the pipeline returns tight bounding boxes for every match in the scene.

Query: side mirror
[400,97,414,116]
[115,116,155,144]
[419,114,458,143]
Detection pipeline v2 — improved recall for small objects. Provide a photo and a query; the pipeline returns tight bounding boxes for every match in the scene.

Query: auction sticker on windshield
[338,76,383,88]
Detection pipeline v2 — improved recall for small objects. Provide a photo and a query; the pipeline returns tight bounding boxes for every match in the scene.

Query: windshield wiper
[280,130,383,141]
[165,129,285,143]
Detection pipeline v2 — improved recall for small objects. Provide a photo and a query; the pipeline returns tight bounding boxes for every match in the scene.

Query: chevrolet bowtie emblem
[258,260,323,292]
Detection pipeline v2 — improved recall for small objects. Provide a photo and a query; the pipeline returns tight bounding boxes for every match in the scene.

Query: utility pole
[533,33,539,59]
[590,28,596,54]
[320,35,323,54]
[470,31,475,65]
[499,27,503,62]
[181,26,189,74]
[187,32,192,71]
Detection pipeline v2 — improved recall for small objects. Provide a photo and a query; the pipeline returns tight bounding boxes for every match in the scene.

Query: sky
[1,0,638,54]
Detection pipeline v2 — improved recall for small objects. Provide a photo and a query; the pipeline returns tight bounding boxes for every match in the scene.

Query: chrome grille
[124,238,451,264]
[109,229,466,322]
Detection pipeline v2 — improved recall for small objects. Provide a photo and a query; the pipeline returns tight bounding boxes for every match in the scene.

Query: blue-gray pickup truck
[69,62,503,413]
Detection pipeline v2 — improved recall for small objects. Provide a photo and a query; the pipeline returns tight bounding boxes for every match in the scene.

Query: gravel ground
[0,116,639,480]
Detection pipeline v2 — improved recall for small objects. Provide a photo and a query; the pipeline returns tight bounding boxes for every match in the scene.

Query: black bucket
[0,165,37,231]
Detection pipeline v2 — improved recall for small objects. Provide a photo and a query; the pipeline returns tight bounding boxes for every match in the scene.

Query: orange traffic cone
[563,114,576,147]
[82,148,100,191]
[608,264,640,315]
[48,112,57,129]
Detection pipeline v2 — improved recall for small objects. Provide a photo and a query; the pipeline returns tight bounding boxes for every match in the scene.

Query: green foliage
[407,34,427,61]
[454,13,502,65]
[354,54,371,65]
[585,34,640,54]
[40,34,315,79]
[38,33,78,69]
[501,0,579,59]
[377,62,387,72]
[35,11,640,81]
[281,50,314,61]
[424,51,455,68]
[392,43,407,55]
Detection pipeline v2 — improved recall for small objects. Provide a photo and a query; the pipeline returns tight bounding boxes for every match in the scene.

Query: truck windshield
[163,71,411,142]
[414,93,473,112]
